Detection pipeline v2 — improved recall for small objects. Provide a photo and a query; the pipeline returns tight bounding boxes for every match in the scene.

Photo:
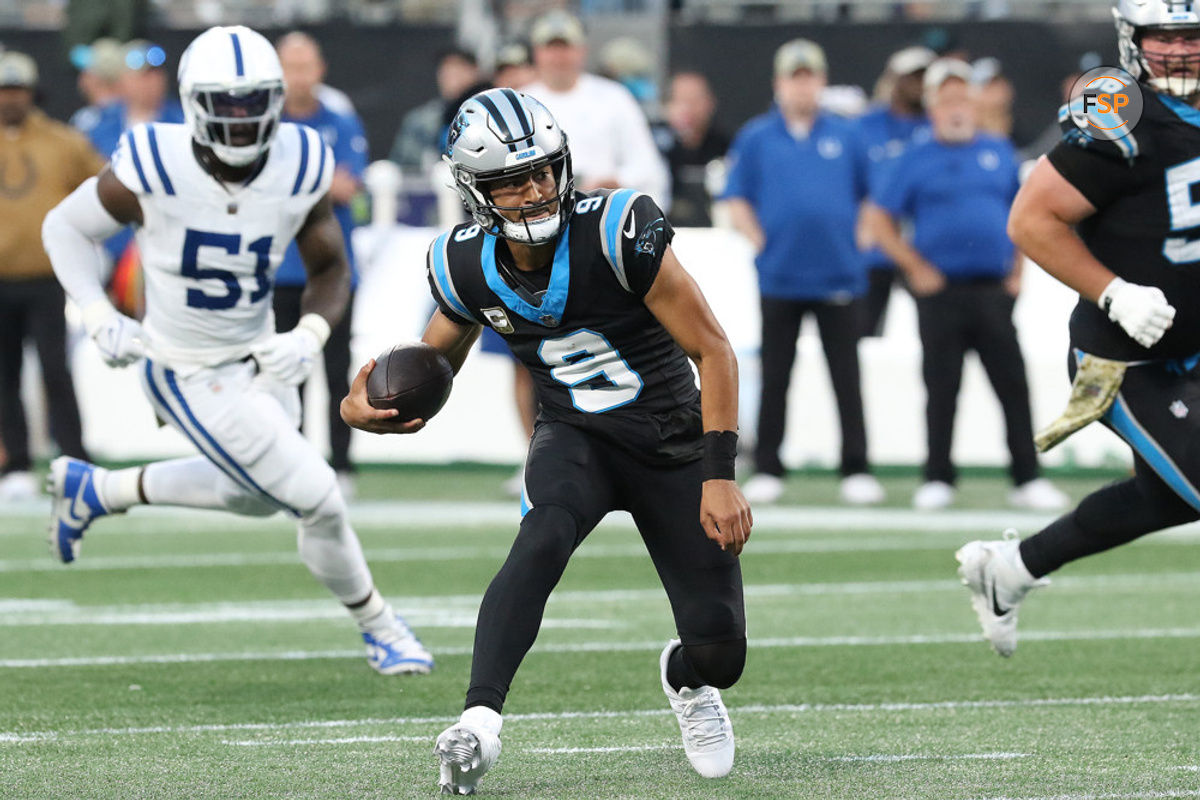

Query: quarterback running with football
[957,1,1200,656]
[41,26,433,675]
[341,88,751,794]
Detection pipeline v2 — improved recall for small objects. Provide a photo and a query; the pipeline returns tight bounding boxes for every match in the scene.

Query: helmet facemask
[184,81,284,167]
[1116,5,1200,98]
[451,145,575,245]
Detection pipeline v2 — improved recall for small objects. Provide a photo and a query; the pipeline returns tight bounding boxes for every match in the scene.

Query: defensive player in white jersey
[40,25,433,676]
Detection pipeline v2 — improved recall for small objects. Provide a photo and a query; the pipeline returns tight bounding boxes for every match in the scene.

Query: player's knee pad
[216,474,277,517]
[683,638,746,690]
[299,484,349,542]
[508,504,578,575]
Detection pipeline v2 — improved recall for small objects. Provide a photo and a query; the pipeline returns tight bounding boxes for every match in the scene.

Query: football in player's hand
[366,343,454,422]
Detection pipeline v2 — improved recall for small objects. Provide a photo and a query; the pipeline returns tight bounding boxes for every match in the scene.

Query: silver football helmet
[444,88,574,245]
[1114,0,1200,97]
[178,26,285,167]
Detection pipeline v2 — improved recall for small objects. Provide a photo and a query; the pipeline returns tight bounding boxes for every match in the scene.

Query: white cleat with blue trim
[362,615,434,675]
[47,456,111,563]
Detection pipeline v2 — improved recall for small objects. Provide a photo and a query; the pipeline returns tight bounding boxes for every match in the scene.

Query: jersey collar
[1159,92,1200,129]
[480,227,572,328]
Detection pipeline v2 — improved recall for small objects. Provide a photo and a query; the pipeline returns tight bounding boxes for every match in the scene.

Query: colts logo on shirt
[483,307,515,334]
[977,150,1001,171]
[817,137,843,160]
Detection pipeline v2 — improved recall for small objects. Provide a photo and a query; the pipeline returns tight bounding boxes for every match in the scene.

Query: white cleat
[1008,478,1069,511]
[742,473,783,505]
[955,531,1049,657]
[913,480,956,510]
[840,472,885,505]
[435,707,502,796]
[362,615,434,675]
[659,639,735,778]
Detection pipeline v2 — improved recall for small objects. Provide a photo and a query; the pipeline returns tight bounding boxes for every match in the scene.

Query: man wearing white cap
[0,52,104,500]
[864,59,1066,512]
[723,38,884,507]
[522,10,669,206]
[856,46,934,337]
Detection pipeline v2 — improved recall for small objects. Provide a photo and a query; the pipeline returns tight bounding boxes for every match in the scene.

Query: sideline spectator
[275,31,369,499]
[68,38,125,156]
[389,48,480,171]
[864,58,1067,511]
[654,71,729,227]
[522,10,669,204]
[856,45,934,337]
[0,52,104,500]
[493,42,535,90]
[723,39,884,506]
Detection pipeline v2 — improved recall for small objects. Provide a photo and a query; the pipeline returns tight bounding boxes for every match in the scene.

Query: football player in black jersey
[341,89,751,793]
[956,0,1200,658]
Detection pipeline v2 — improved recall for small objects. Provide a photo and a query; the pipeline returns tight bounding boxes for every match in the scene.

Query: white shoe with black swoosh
[47,456,111,563]
[955,531,1049,657]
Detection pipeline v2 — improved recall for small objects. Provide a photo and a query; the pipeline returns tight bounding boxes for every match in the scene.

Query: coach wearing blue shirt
[724,39,884,507]
[856,46,934,337]
[866,59,1065,512]
[275,32,368,494]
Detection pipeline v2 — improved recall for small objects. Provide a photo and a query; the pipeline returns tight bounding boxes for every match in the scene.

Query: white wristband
[297,313,332,348]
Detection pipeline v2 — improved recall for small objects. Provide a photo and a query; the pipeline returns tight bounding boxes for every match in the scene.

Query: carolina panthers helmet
[1114,0,1200,97]
[177,26,285,167]
[444,88,574,245]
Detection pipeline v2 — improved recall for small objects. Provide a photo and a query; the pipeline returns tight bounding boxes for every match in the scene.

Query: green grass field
[3,468,1200,799]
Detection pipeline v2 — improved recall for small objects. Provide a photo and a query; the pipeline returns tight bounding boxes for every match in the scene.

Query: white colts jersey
[110,122,333,369]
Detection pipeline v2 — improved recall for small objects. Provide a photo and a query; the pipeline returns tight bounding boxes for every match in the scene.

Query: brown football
[365,343,454,422]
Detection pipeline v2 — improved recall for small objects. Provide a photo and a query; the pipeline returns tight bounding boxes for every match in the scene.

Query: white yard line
[527,743,680,754]
[7,627,1200,669]
[3,571,1199,627]
[222,735,429,746]
[2,693,1196,744]
[827,752,1031,763]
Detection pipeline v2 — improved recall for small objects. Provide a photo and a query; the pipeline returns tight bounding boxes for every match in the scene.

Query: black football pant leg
[1019,359,1200,578]
[464,423,615,713]
[616,456,746,691]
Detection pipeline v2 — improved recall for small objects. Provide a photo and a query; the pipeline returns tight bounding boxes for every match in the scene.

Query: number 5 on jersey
[538,328,643,413]
[182,228,273,310]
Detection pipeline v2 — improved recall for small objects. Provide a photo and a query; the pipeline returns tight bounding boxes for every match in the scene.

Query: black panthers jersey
[1048,90,1200,361]
[426,189,702,465]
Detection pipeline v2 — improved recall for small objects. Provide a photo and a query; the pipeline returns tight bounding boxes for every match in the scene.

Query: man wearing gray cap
[723,38,883,506]
[0,52,104,500]
[522,10,669,205]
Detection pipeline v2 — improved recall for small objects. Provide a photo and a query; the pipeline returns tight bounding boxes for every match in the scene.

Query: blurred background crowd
[0,0,1121,510]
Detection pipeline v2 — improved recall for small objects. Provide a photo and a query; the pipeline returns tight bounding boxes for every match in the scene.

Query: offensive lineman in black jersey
[956,0,1200,657]
[341,89,750,793]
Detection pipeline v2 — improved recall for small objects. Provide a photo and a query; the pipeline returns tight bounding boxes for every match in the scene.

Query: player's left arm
[250,193,350,385]
[644,247,752,556]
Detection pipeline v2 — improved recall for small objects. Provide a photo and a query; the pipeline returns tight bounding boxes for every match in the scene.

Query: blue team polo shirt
[723,108,868,301]
[277,102,369,288]
[856,105,930,269]
[873,134,1019,282]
